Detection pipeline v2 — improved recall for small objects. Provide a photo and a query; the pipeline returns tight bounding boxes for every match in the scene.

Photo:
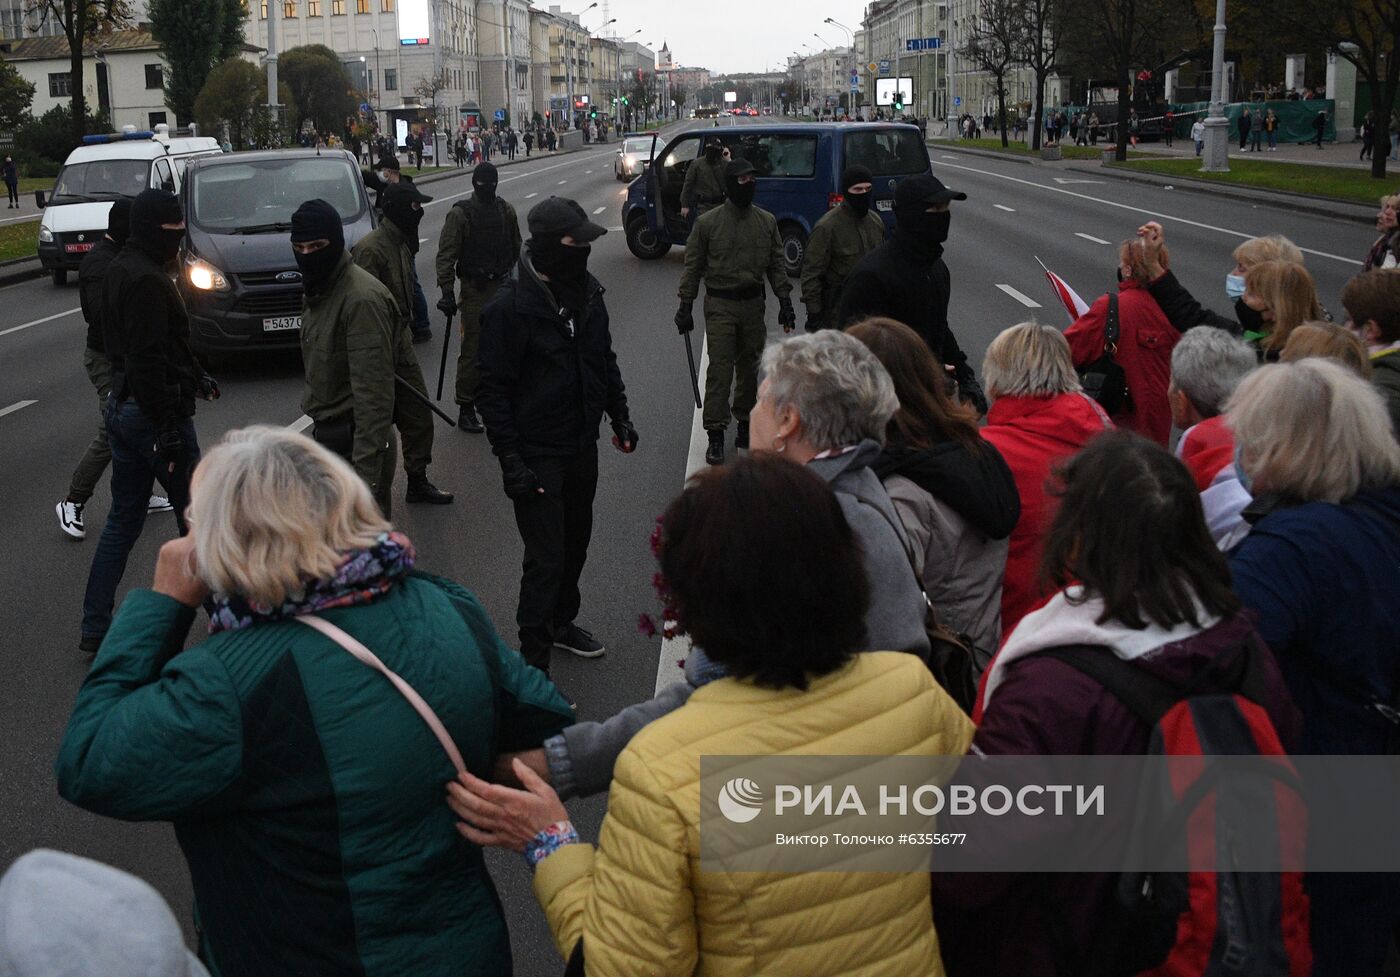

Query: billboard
[398,0,430,45]
[723,91,737,103]
[875,77,914,107]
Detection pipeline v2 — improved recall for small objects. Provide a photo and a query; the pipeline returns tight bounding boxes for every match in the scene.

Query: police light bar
[81,130,156,144]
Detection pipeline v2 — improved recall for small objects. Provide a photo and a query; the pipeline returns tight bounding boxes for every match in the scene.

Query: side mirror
[35,190,46,209]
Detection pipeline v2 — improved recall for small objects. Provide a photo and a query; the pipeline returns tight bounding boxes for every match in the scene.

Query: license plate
[262,316,301,332]
[876,199,893,212]
[64,243,95,254]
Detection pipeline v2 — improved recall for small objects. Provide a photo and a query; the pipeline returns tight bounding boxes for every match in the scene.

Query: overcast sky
[585,0,871,75]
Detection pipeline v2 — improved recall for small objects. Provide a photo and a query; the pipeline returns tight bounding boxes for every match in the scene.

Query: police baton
[435,312,454,401]
[396,373,458,427]
[683,333,702,409]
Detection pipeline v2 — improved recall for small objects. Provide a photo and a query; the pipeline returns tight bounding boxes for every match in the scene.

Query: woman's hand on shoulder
[448,758,567,852]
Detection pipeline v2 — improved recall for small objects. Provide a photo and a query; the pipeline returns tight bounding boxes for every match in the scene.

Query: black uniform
[477,197,636,675]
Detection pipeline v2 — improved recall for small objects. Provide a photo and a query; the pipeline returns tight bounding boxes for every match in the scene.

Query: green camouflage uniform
[435,193,521,406]
[800,203,886,329]
[351,219,434,478]
[678,200,791,432]
[680,155,727,218]
[299,253,399,513]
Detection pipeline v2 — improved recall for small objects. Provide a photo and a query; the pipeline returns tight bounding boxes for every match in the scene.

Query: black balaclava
[128,188,183,264]
[473,161,499,203]
[106,197,132,247]
[725,164,756,209]
[704,139,722,163]
[529,236,590,316]
[894,202,950,259]
[381,184,424,254]
[841,164,873,219]
[290,198,345,295]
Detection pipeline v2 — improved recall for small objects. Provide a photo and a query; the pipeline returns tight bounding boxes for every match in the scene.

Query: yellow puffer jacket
[534,652,975,976]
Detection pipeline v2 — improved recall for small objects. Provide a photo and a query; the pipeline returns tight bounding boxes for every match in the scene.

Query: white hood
[41,200,115,235]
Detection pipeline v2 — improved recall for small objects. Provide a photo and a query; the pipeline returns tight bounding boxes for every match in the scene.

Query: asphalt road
[0,118,1373,975]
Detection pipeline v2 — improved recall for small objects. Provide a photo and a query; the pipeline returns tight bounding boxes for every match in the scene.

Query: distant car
[747,108,759,117]
[623,123,931,278]
[178,148,376,355]
[614,134,657,181]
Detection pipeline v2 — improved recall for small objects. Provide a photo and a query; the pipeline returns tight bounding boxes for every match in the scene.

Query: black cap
[726,158,756,179]
[894,173,966,209]
[382,181,433,207]
[377,156,400,172]
[290,198,344,247]
[527,196,607,243]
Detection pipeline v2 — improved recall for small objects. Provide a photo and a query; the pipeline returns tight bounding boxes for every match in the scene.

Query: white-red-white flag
[1036,257,1091,323]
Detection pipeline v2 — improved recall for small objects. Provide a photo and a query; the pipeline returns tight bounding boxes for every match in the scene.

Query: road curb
[0,255,43,288]
[928,143,1038,167]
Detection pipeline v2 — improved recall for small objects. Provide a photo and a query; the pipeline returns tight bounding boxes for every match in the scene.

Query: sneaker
[456,403,485,434]
[56,500,85,539]
[147,495,173,513]
[705,429,724,466]
[553,623,605,658]
[78,633,103,655]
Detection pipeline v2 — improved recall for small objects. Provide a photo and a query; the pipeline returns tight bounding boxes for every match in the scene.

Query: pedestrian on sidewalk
[1163,109,1174,147]
[1090,112,1101,145]
[1313,109,1327,149]
[1238,107,1252,150]
[79,189,211,654]
[524,128,534,156]
[477,197,637,682]
[1191,117,1205,156]
[1250,109,1263,151]
[57,198,171,542]
[1265,108,1279,150]
[57,426,573,977]
[1362,111,1375,161]
[2,154,17,208]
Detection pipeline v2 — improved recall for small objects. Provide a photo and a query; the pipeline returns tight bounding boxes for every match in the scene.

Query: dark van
[622,122,931,276]
[177,148,377,355]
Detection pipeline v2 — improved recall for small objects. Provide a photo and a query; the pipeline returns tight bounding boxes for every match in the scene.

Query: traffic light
[590,108,598,119]
[893,91,905,111]
[622,96,629,105]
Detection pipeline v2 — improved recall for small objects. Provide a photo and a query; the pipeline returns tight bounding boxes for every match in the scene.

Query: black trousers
[512,445,598,671]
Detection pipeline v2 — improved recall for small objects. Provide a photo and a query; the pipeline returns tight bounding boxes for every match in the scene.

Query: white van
[38,125,222,285]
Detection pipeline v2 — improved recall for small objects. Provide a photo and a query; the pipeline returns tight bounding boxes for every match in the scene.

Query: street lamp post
[825,17,855,117]
[1201,0,1229,171]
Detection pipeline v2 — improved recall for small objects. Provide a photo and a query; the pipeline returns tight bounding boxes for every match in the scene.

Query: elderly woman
[1362,193,1400,270]
[450,454,974,977]
[56,426,572,977]
[1065,236,1180,444]
[980,322,1112,636]
[1281,320,1373,377]
[1238,259,1324,360]
[1228,359,1400,977]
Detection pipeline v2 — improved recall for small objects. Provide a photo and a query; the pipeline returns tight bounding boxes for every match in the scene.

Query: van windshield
[191,157,364,233]
[51,160,148,202]
[842,129,929,177]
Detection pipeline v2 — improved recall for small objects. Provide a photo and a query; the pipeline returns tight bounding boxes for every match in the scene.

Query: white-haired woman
[56,426,573,977]
[1228,359,1400,977]
[980,322,1113,636]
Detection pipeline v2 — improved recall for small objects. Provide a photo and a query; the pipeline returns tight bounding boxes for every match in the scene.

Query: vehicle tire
[779,223,807,278]
[51,268,66,286]
[626,214,671,260]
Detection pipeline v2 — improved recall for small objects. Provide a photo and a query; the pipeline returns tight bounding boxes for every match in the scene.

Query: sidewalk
[1129,134,1391,171]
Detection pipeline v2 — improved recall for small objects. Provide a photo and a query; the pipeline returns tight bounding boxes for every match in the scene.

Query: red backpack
[1036,637,1311,977]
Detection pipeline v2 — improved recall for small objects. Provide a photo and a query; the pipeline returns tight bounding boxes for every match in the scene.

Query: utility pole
[1201,0,1229,171]
[267,0,280,142]
[946,0,958,137]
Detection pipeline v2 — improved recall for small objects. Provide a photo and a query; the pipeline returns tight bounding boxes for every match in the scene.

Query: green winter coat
[351,219,416,333]
[299,253,398,495]
[677,200,792,304]
[680,154,726,215]
[56,573,572,977]
[800,202,886,318]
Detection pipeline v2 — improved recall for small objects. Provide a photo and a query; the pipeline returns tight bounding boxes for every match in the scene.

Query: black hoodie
[870,439,1020,541]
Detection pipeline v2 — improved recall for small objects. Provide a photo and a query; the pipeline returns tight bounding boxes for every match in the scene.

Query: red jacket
[981,393,1113,637]
[1177,414,1235,491]
[1065,278,1179,445]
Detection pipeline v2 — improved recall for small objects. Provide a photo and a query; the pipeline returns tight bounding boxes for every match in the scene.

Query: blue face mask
[1233,442,1254,494]
[1226,273,1247,300]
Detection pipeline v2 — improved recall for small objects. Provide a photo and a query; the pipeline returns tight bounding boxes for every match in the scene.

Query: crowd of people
[22,137,1400,977]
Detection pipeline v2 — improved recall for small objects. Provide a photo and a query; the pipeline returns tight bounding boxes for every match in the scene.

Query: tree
[962,0,1024,146]
[17,101,105,167]
[670,83,687,120]
[24,0,132,145]
[279,44,355,135]
[193,57,263,148]
[1018,0,1065,150]
[413,69,447,138]
[219,0,248,62]
[149,0,229,124]
[0,58,36,132]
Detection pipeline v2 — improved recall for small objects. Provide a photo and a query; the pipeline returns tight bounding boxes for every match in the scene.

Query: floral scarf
[207,531,416,634]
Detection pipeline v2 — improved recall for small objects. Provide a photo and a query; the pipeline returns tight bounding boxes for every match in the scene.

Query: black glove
[777,296,796,332]
[155,423,185,467]
[500,453,543,499]
[675,303,694,334]
[958,371,989,416]
[198,372,220,401]
[611,417,639,453]
[804,310,823,333]
[437,289,458,317]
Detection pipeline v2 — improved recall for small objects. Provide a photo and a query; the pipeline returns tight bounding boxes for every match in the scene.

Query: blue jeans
[411,267,430,333]
[80,399,199,639]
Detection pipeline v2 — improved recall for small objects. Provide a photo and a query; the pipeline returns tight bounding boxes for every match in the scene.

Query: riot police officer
[800,164,885,331]
[436,161,522,433]
[680,135,727,221]
[676,158,794,465]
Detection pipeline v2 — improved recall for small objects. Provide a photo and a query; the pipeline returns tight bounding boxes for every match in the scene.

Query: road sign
[866,61,877,73]
[494,108,505,121]
[359,102,372,115]
[954,96,961,107]
[905,37,942,51]
[849,71,859,88]
[878,59,891,75]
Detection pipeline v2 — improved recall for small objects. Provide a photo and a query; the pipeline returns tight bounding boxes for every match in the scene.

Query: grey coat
[546,439,931,798]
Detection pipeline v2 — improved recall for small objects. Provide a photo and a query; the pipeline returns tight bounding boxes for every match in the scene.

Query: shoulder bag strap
[1104,292,1120,351]
[298,614,467,776]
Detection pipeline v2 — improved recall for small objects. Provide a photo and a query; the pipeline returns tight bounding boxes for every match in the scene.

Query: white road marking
[0,212,40,226]
[585,170,593,174]
[994,204,1015,212]
[419,237,428,243]
[1075,232,1111,244]
[941,155,957,159]
[288,414,314,433]
[558,180,568,185]
[525,192,538,198]
[656,334,711,694]
[930,157,1363,265]
[424,156,594,207]
[995,283,1043,308]
[0,399,36,418]
[607,226,623,232]
[0,307,79,338]
[1053,177,1104,185]
[593,206,607,214]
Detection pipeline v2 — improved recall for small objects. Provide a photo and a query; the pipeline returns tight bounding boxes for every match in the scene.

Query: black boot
[457,402,485,434]
[406,472,454,504]
[735,420,750,451]
[705,429,725,466]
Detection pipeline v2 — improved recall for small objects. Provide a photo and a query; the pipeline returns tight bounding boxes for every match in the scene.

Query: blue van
[622,122,931,276]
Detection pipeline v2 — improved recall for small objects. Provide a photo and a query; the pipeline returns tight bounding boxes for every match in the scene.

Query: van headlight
[185,254,229,292]
[38,226,53,243]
